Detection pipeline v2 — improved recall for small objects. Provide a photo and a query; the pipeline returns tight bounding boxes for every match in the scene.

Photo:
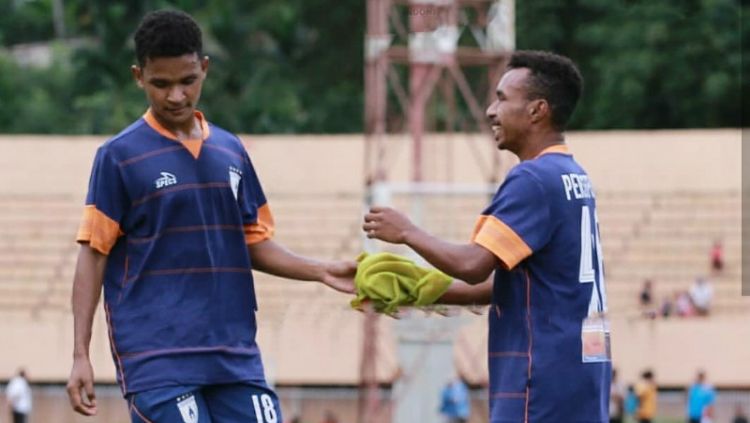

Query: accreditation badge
[581,314,611,363]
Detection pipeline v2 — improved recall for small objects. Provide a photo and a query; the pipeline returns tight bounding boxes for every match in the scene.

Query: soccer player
[363,51,611,422]
[66,10,356,422]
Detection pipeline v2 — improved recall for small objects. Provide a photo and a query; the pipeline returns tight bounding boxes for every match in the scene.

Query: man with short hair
[363,50,611,422]
[66,10,356,422]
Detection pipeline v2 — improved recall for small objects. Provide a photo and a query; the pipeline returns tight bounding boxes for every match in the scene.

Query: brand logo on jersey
[155,172,177,189]
[229,166,242,200]
[176,394,199,423]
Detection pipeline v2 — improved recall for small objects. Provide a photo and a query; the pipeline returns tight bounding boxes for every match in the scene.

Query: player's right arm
[363,206,499,284]
[66,243,105,416]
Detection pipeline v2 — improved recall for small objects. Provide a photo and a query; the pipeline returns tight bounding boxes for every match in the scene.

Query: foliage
[0,0,743,133]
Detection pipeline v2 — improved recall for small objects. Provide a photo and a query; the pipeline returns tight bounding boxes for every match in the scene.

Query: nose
[167,86,185,104]
[486,100,498,122]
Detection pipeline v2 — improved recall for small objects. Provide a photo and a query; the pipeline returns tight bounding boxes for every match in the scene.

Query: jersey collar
[143,108,210,159]
[534,144,571,158]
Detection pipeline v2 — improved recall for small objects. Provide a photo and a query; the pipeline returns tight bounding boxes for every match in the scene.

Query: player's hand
[321,260,357,294]
[363,207,415,244]
[66,356,97,416]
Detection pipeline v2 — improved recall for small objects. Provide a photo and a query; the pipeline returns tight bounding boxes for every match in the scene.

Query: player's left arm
[248,239,356,294]
[363,206,499,284]
[437,279,493,305]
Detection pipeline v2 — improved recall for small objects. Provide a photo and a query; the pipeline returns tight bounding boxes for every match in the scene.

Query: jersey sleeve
[239,151,275,245]
[471,167,552,270]
[76,146,128,255]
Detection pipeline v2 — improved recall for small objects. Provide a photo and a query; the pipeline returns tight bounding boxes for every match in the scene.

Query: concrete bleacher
[0,129,747,389]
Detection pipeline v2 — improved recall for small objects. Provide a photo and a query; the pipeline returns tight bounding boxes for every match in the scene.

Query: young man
[363,51,611,422]
[66,10,356,422]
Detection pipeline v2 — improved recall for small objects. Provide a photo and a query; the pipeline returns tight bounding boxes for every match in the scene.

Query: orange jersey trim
[142,108,210,159]
[244,203,275,244]
[471,215,532,270]
[534,143,571,158]
[76,205,123,255]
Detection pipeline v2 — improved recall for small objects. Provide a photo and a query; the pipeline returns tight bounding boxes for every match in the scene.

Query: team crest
[229,166,242,200]
[176,394,199,423]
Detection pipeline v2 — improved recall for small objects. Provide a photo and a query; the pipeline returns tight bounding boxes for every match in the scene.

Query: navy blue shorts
[128,382,283,423]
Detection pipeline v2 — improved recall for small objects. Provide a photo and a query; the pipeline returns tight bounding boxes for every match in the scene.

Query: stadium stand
[0,130,747,394]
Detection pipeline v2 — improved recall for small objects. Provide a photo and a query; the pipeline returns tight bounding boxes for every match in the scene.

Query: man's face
[132,53,208,129]
[485,68,534,153]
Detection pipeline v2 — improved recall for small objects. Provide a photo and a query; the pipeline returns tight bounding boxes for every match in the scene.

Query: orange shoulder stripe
[244,203,275,244]
[76,205,123,255]
[471,214,532,270]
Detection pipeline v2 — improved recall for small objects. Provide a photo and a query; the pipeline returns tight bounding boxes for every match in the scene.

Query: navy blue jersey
[472,145,611,423]
[77,110,274,395]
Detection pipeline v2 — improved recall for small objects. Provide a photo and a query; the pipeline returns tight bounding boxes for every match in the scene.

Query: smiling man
[66,10,356,422]
[363,51,611,422]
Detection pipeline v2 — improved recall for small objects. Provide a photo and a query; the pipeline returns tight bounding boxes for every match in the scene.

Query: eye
[152,81,168,88]
[182,77,197,85]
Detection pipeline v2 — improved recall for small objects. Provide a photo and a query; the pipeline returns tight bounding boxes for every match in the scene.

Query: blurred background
[0,0,747,422]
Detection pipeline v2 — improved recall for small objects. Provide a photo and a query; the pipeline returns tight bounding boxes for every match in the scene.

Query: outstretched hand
[363,207,416,244]
[321,260,358,294]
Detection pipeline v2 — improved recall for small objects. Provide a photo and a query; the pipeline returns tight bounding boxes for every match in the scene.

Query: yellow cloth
[351,252,453,314]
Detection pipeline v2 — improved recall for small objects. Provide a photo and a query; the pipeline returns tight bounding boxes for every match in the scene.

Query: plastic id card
[581,314,611,363]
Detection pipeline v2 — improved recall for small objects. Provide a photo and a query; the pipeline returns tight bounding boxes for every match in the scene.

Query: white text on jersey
[155,172,177,189]
[561,173,594,201]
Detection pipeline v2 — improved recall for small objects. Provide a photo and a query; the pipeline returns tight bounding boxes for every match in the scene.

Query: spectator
[639,280,653,307]
[624,384,639,421]
[689,277,713,316]
[635,370,657,423]
[710,240,723,274]
[686,371,715,423]
[609,369,625,423]
[440,377,471,423]
[5,369,31,423]
[733,404,749,423]
[639,280,656,318]
[675,290,696,317]
[659,295,674,318]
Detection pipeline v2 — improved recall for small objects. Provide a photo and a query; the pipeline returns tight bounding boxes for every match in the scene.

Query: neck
[153,110,201,139]
[517,129,565,161]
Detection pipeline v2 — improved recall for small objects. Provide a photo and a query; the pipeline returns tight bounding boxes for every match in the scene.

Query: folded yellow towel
[351,252,453,314]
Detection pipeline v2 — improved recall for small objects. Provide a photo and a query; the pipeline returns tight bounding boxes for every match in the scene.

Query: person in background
[610,368,625,423]
[624,384,639,422]
[710,240,723,274]
[635,370,657,423]
[4,369,31,423]
[686,370,715,423]
[689,277,713,316]
[675,290,696,317]
[439,377,471,423]
[640,279,656,318]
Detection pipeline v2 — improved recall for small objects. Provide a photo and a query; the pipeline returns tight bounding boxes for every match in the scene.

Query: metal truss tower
[360,1,515,422]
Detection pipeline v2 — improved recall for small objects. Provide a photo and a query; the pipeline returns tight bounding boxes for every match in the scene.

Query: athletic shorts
[127,381,283,423]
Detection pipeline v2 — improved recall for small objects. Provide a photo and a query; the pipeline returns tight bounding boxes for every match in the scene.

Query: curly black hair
[507,51,583,131]
[134,9,203,67]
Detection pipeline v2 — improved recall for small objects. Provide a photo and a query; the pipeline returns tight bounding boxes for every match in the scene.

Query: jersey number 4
[579,205,607,315]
